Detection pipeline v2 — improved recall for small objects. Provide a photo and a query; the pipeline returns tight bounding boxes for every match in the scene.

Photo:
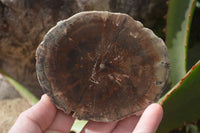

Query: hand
[9,94,163,133]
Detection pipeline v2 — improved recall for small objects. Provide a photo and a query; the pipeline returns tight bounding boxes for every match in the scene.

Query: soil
[0,98,31,133]
[0,73,31,132]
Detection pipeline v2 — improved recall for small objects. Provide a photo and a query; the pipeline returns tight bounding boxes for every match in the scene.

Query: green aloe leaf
[166,0,197,86]
[157,60,200,133]
[71,120,88,132]
[186,3,200,71]
[186,124,199,133]
[0,69,39,105]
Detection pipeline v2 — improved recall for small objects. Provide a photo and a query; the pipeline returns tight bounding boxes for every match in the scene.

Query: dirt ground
[0,98,31,133]
[0,74,31,133]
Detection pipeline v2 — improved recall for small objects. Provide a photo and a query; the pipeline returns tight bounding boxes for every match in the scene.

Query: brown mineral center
[36,11,170,122]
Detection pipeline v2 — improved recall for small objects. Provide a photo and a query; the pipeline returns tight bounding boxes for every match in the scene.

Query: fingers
[45,110,75,133]
[9,94,57,133]
[81,103,163,133]
[111,115,140,133]
[9,96,163,133]
[132,103,163,133]
[81,120,118,133]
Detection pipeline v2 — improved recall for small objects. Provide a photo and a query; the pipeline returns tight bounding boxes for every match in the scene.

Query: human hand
[9,94,163,133]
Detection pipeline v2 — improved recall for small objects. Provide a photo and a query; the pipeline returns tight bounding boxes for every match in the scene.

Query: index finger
[133,103,163,133]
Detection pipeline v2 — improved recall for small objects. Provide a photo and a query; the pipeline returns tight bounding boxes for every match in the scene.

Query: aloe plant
[166,0,197,86]
[158,61,200,132]
[157,0,200,132]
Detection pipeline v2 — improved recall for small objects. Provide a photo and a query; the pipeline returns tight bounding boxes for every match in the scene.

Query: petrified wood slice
[36,11,169,122]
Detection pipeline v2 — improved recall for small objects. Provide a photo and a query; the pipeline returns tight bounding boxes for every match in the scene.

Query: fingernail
[41,94,49,101]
